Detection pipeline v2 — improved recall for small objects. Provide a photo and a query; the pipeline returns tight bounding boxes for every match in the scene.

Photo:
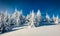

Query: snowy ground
[0,24,60,36]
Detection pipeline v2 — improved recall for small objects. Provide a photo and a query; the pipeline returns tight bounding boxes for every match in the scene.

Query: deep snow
[0,24,60,36]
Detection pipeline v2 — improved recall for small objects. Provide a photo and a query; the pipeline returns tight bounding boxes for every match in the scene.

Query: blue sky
[0,0,60,17]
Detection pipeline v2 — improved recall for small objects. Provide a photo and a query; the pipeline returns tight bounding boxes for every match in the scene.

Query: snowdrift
[0,24,60,36]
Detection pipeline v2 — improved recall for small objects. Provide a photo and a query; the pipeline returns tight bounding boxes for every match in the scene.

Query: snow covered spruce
[0,8,59,33]
[0,9,41,33]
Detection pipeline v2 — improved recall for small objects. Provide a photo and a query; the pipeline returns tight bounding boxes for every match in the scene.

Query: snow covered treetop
[37,10,41,17]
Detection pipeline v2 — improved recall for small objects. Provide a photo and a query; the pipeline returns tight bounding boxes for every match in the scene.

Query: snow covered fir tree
[0,8,60,33]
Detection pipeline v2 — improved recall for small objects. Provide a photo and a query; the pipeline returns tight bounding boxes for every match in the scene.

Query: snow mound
[0,24,60,36]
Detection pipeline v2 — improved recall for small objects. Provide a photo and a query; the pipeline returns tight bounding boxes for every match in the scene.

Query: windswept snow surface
[0,24,60,36]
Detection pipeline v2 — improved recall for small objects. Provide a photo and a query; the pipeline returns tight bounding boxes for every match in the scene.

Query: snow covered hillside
[0,8,60,35]
[1,24,60,36]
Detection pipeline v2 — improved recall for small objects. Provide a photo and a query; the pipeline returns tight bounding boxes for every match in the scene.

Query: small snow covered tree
[52,14,55,21]
[54,15,59,24]
[0,11,12,33]
[11,8,25,27]
[3,10,11,31]
[26,10,42,27]
[25,12,31,26]
[0,12,7,33]
[36,10,41,26]
[30,10,35,27]
[26,10,37,28]
[46,13,50,22]
[11,8,20,26]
